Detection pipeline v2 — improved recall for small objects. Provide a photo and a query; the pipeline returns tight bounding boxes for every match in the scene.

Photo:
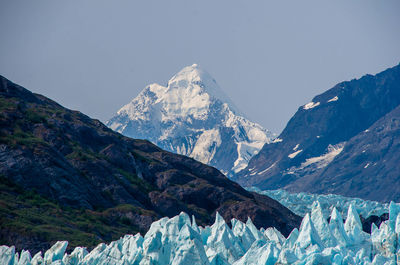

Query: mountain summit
[107,64,275,176]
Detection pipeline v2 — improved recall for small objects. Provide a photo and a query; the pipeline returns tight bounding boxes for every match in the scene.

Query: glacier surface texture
[2,201,400,264]
[249,188,389,218]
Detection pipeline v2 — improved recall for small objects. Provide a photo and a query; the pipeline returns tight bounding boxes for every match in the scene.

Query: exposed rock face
[234,63,400,202]
[107,64,274,177]
[361,213,389,234]
[0,75,300,253]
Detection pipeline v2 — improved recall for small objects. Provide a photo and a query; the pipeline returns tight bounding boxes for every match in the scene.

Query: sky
[1,0,400,134]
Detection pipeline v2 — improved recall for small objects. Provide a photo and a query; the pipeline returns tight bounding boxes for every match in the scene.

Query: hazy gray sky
[1,0,399,133]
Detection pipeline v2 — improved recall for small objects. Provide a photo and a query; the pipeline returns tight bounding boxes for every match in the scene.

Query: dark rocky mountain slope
[0,75,300,253]
[285,104,400,202]
[234,63,400,202]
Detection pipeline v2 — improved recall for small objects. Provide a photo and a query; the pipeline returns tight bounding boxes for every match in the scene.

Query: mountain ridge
[234,63,400,202]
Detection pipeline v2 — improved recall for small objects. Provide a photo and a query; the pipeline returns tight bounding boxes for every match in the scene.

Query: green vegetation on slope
[0,176,147,252]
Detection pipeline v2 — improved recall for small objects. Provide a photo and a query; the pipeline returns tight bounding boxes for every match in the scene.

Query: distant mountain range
[107,64,275,177]
[233,63,400,202]
[0,75,300,253]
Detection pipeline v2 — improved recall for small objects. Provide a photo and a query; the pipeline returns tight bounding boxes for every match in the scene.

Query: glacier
[249,188,389,218]
[106,64,275,177]
[2,201,400,265]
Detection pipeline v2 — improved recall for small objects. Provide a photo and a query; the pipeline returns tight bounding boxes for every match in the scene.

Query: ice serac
[245,217,265,241]
[264,227,285,248]
[205,212,245,263]
[231,219,256,251]
[310,201,337,247]
[43,241,68,265]
[3,200,400,264]
[371,222,397,261]
[329,207,350,247]
[389,201,400,231]
[294,213,324,256]
[344,204,364,244]
[62,247,88,265]
[0,246,15,265]
[107,64,275,177]
[233,241,279,265]
[18,250,32,265]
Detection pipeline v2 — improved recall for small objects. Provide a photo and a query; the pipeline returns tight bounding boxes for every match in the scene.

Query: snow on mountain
[4,201,400,264]
[107,64,275,176]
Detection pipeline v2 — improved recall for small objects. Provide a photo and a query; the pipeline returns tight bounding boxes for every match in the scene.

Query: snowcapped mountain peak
[166,64,242,116]
[116,64,239,122]
[167,63,214,88]
[107,65,275,176]
[168,63,209,85]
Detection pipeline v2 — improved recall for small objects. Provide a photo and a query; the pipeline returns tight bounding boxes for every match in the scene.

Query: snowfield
[2,200,400,264]
[303,101,320,110]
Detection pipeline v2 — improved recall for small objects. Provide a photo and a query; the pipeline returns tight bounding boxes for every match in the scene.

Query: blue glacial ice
[249,187,389,218]
[2,200,400,265]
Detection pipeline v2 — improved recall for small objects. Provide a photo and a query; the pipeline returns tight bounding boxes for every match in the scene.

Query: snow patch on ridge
[283,142,345,177]
[272,138,283,143]
[258,162,277,175]
[327,96,338,102]
[303,101,320,110]
[300,143,345,169]
[288,150,302,159]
